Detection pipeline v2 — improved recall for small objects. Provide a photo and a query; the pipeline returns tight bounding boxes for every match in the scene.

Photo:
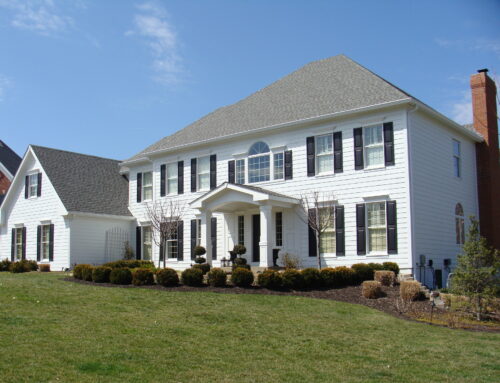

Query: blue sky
[1,0,499,160]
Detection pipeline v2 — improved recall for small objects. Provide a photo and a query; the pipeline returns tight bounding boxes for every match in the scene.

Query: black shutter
[159,226,165,262]
[386,200,398,254]
[178,161,184,194]
[136,173,142,203]
[25,176,29,199]
[11,228,15,261]
[383,122,395,166]
[177,221,184,261]
[49,224,54,262]
[356,204,366,255]
[284,150,293,180]
[135,227,142,260]
[160,164,166,197]
[191,158,197,192]
[333,132,343,173]
[354,128,364,170]
[37,172,42,197]
[306,136,315,177]
[191,219,197,260]
[210,154,217,190]
[37,225,41,261]
[211,217,217,260]
[335,206,345,256]
[21,227,26,260]
[308,209,317,257]
[228,160,235,184]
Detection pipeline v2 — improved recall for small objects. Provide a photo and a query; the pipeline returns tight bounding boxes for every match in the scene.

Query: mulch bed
[63,277,500,333]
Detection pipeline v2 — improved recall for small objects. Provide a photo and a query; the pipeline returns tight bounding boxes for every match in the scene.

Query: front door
[252,214,260,262]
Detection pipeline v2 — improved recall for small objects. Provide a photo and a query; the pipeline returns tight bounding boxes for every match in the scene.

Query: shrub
[73,264,92,280]
[281,252,301,269]
[351,263,374,283]
[82,266,94,281]
[320,266,357,288]
[400,281,422,301]
[233,244,246,256]
[207,268,227,287]
[233,257,247,266]
[232,263,251,271]
[181,268,204,286]
[103,260,155,269]
[194,245,206,257]
[0,258,12,272]
[192,263,211,275]
[109,268,132,285]
[301,268,321,289]
[382,262,400,276]
[374,270,396,287]
[282,268,304,290]
[39,264,51,272]
[257,269,283,289]
[362,281,383,299]
[231,267,254,287]
[92,266,111,283]
[10,261,29,273]
[132,268,155,286]
[23,260,39,271]
[367,263,384,272]
[156,268,179,287]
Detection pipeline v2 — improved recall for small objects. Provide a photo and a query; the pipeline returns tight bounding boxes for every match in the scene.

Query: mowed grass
[0,273,498,383]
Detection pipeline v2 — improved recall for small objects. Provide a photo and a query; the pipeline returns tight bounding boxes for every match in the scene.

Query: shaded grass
[0,272,499,383]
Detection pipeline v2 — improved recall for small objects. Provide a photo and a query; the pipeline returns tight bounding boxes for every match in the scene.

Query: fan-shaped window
[248,142,270,183]
[249,142,270,156]
[455,203,465,245]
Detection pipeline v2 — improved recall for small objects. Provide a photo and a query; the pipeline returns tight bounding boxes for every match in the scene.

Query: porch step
[399,274,415,282]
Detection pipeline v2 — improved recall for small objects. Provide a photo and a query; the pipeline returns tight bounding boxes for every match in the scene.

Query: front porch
[189,183,300,268]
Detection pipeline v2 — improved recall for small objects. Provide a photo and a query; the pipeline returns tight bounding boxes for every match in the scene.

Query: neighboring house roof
[0,194,4,207]
[0,140,22,176]
[127,54,412,162]
[31,146,131,217]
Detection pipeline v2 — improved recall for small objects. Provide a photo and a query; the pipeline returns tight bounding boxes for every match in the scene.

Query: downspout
[406,103,419,279]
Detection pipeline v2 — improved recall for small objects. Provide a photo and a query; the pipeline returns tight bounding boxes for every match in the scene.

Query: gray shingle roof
[31,146,131,217]
[127,54,411,161]
[0,140,22,176]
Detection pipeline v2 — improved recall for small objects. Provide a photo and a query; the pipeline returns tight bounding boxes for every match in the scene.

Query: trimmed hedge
[92,266,112,283]
[231,267,254,287]
[320,267,356,288]
[82,266,94,281]
[156,268,179,287]
[207,268,227,287]
[282,269,304,290]
[362,281,383,299]
[0,259,11,272]
[73,264,92,280]
[39,264,51,272]
[352,263,375,283]
[132,268,155,286]
[192,263,211,275]
[103,260,155,269]
[400,281,422,301]
[257,269,283,290]
[382,262,400,276]
[109,268,132,285]
[181,268,204,286]
[301,268,322,289]
[374,270,396,287]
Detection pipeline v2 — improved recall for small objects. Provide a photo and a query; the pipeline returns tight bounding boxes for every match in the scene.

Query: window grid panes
[248,155,270,183]
[167,163,178,195]
[142,226,152,261]
[364,125,384,167]
[275,212,283,247]
[238,216,244,245]
[367,202,387,253]
[316,135,333,174]
[41,225,50,260]
[319,208,335,254]
[29,173,38,197]
[453,140,461,177]
[142,172,153,201]
[198,156,210,191]
[15,228,23,260]
[273,153,284,180]
[167,225,178,259]
[236,159,245,184]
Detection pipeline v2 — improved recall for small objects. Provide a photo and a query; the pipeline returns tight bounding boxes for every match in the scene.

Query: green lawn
[0,273,498,383]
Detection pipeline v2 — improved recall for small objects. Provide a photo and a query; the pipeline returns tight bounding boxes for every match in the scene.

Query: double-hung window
[142,172,153,201]
[142,226,152,260]
[238,216,244,245]
[364,125,384,167]
[166,163,178,195]
[40,225,50,261]
[273,153,284,180]
[316,135,333,174]
[319,207,335,254]
[15,228,23,260]
[28,173,38,198]
[453,140,461,177]
[366,202,387,253]
[167,225,178,259]
[236,159,245,184]
[198,156,210,191]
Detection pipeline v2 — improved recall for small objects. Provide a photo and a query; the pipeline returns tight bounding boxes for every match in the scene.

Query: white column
[200,210,212,264]
[259,205,273,268]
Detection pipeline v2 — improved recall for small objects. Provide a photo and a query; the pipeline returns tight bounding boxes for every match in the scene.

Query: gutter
[65,211,136,221]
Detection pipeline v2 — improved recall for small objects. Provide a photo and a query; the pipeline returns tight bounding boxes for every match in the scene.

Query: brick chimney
[471,69,500,250]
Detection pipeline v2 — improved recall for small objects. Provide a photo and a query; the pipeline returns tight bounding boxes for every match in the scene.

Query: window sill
[314,172,335,178]
[366,253,389,257]
[362,165,386,172]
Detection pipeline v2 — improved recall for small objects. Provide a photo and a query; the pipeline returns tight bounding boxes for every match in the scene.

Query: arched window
[248,142,270,183]
[455,203,465,244]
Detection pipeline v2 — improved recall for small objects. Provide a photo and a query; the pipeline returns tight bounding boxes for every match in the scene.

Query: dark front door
[252,214,260,262]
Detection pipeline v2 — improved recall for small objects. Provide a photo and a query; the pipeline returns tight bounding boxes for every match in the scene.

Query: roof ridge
[30,145,121,163]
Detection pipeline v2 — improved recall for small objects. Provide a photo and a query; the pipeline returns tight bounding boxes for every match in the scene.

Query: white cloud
[0,75,12,102]
[435,38,500,57]
[450,91,473,125]
[127,2,184,85]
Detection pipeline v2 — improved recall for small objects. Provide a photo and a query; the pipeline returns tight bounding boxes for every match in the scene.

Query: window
[198,156,210,191]
[238,215,244,245]
[316,135,333,174]
[40,225,50,261]
[275,212,283,247]
[455,203,465,245]
[28,173,38,198]
[167,224,178,259]
[142,172,153,201]
[166,163,178,195]
[248,142,270,183]
[367,202,387,253]
[273,153,284,180]
[236,159,245,184]
[319,208,335,254]
[453,140,461,177]
[197,220,201,246]
[364,125,384,167]
[15,228,23,260]
[142,226,152,260]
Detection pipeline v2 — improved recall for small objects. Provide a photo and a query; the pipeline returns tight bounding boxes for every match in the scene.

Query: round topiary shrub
[181,267,204,286]
[73,264,92,280]
[382,262,400,276]
[109,268,132,285]
[0,258,12,272]
[92,266,111,283]
[192,263,211,275]
[156,268,179,287]
[257,269,283,289]
[362,280,383,299]
[282,268,304,290]
[351,263,374,284]
[194,246,206,264]
[132,268,155,286]
[233,244,246,256]
[39,264,51,272]
[233,257,247,266]
[231,267,254,287]
[207,268,227,287]
[301,268,322,289]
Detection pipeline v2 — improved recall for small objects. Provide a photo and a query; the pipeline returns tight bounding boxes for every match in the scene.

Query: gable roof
[31,146,131,217]
[127,55,411,162]
[0,140,22,176]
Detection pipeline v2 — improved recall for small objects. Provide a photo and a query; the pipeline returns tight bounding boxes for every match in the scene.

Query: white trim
[0,162,14,180]
[66,211,136,221]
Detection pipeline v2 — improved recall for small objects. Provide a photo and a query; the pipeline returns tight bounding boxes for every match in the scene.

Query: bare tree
[145,199,186,268]
[296,191,336,269]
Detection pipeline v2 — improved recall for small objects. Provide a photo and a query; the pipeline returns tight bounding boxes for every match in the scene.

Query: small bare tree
[296,191,336,269]
[145,199,186,268]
